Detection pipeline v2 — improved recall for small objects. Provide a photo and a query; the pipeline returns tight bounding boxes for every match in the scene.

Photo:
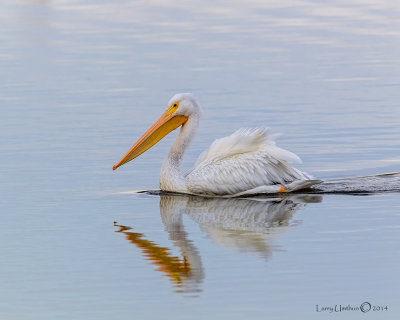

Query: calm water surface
[1,0,400,319]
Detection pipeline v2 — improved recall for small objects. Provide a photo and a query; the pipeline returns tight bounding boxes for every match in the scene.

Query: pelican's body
[113,93,320,196]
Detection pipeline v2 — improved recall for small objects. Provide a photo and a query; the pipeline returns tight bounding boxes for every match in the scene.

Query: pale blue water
[1,1,400,319]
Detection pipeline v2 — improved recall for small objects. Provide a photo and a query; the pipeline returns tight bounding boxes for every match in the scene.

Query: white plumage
[113,93,321,196]
[185,127,314,196]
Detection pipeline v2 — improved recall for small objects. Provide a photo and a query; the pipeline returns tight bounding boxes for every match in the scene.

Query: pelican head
[113,93,201,170]
[167,93,202,118]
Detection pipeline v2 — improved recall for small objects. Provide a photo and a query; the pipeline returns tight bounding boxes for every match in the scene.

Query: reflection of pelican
[162,194,321,258]
[113,93,321,196]
[115,194,321,293]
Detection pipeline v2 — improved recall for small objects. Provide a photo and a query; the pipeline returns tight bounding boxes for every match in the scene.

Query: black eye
[173,103,178,108]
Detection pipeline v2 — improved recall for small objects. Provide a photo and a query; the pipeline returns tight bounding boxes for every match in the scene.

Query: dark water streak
[137,172,400,197]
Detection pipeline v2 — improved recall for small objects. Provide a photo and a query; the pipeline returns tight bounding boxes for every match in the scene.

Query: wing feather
[194,127,301,167]
[185,127,312,195]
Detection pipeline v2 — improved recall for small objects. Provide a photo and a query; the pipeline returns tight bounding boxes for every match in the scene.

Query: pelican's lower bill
[113,93,321,196]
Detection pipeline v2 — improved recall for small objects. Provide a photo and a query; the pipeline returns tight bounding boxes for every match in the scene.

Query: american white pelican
[113,93,321,196]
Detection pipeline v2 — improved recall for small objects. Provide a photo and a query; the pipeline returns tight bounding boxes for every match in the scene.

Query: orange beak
[113,110,188,170]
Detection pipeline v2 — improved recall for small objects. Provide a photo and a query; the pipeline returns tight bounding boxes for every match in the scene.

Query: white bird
[113,93,321,196]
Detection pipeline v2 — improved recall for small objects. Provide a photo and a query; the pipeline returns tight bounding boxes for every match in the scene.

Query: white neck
[159,115,200,192]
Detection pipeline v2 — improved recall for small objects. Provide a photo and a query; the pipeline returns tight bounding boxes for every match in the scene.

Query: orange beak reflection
[113,110,188,170]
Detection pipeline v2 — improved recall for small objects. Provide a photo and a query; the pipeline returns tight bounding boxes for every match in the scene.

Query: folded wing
[185,127,313,195]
